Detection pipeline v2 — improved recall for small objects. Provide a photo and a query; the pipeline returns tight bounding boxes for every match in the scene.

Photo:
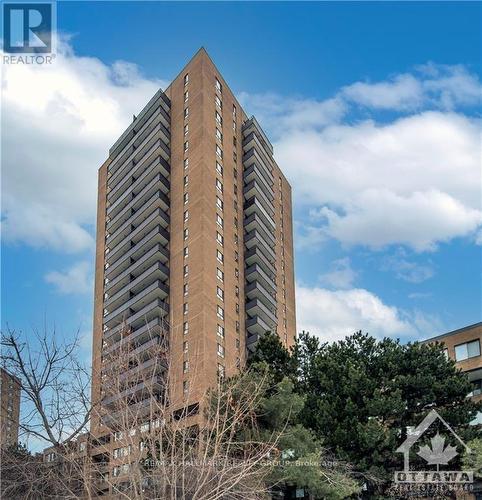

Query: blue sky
[2,1,481,351]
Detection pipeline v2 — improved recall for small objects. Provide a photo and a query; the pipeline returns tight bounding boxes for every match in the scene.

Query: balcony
[109,111,170,178]
[109,130,170,191]
[242,148,273,185]
[244,179,274,214]
[106,226,169,272]
[101,395,162,427]
[103,282,169,328]
[243,163,274,197]
[245,280,277,312]
[104,264,169,311]
[109,89,170,160]
[244,196,275,230]
[107,181,169,233]
[242,117,273,155]
[245,245,276,274]
[108,152,170,205]
[244,229,276,261]
[106,198,169,250]
[244,212,275,242]
[108,164,170,219]
[246,315,272,338]
[245,263,277,294]
[102,372,166,407]
[106,247,169,296]
[246,298,277,329]
[104,298,169,340]
[106,212,169,260]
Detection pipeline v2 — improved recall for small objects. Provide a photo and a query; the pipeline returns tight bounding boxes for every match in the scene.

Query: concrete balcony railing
[242,116,273,155]
[244,230,276,261]
[106,198,169,250]
[246,280,277,312]
[242,148,273,185]
[244,196,275,229]
[108,151,170,205]
[104,299,169,342]
[246,315,272,338]
[107,167,169,220]
[244,180,275,218]
[245,263,277,295]
[102,372,166,407]
[246,298,277,329]
[244,212,275,243]
[104,264,169,310]
[105,211,169,259]
[105,225,169,272]
[243,163,274,198]
[108,110,170,177]
[245,246,276,275]
[109,89,170,160]
[103,282,169,328]
[107,182,169,233]
[109,127,170,191]
[105,247,169,296]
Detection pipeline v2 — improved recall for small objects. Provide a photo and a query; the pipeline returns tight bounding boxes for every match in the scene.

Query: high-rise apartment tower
[91,48,296,432]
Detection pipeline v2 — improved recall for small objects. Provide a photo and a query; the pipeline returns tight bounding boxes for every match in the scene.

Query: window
[470,379,482,397]
[183,265,188,277]
[217,286,224,301]
[233,136,237,147]
[79,441,86,452]
[216,232,224,246]
[217,305,224,319]
[234,233,238,245]
[113,466,121,477]
[184,91,189,102]
[183,380,189,394]
[235,285,239,297]
[183,247,189,258]
[216,161,223,175]
[234,250,239,262]
[184,107,189,119]
[216,128,223,142]
[233,120,236,132]
[183,341,188,353]
[216,214,223,228]
[183,303,189,314]
[215,94,222,108]
[236,321,240,333]
[232,104,237,116]
[183,321,189,335]
[216,178,223,193]
[216,250,224,263]
[215,111,222,125]
[216,196,223,210]
[236,338,240,349]
[236,303,239,314]
[235,268,239,278]
[216,145,223,158]
[184,192,189,204]
[217,343,225,358]
[233,167,238,178]
[184,141,189,152]
[217,267,224,282]
[218,363,225,379]
[184,228,189,240]
[233,150,237,162]
[183,283,188,296]
[183,361,189,373]
[184,124,189,136]
[184,73,189,86]
[215,78,222,93]
[184,175,189,186]
[184,210,189,222]
[455,340,481,361]
[184,158,189,169]
[114,431,124,441]
[217,324,225,338]
[140,422,150,433]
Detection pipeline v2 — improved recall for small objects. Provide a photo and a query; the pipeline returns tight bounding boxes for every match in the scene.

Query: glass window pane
[455,343,468,361]
[467,340,480,358]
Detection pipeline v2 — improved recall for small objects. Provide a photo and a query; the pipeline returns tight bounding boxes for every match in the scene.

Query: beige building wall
[0,367,21,447]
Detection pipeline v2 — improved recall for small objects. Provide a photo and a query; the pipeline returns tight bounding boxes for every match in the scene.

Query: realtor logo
[3,3,53,53]
[394,409,473,491]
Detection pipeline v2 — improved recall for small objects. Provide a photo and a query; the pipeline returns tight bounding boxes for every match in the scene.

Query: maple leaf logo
[417,433,458,466]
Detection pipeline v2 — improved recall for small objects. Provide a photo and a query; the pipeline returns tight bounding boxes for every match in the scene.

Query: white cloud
[45,261,92,295]
[342,74,424,111]
[319,257,358,289]
[381,250,434,283]
[275,112,482,251]
[296,284,440,343]
[1,37,166,252]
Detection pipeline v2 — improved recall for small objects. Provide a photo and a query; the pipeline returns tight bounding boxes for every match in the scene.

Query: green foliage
[462,438,482,478]
[251,330,482,495]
